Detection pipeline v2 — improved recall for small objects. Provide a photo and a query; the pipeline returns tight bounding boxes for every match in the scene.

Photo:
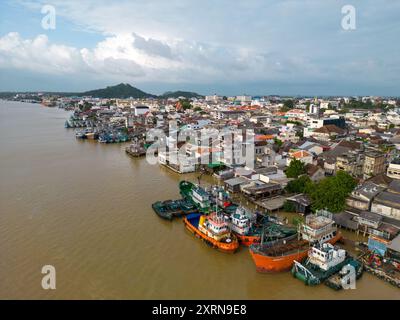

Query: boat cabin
[308,243,346,271]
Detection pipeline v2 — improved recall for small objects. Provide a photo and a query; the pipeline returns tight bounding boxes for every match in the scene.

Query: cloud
[1,0,399,94]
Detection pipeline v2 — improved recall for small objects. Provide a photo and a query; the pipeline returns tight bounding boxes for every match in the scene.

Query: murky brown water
[0,101,399,299]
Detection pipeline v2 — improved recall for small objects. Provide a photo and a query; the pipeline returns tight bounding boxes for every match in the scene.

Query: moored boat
[183,212,239,253]
[152,200,183,220]
[291,243,363,287]
[249,209,342,272]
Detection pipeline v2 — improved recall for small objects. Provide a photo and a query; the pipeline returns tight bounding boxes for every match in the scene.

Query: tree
[285,158,306,178]
[307,171,356,213]
[273,137,283,152]
[283,99,294,109]
[285,175,312,193]
[179,99,192,110]
[280,99,294,112]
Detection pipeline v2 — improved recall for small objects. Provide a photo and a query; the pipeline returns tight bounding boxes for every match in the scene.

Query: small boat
[65,120,71,128]
[249,209,342,272]
[75,130,87,139]
[152,200,183,220]
[177,199,197,215]
[292,243,363,288]
[125,141,146,157]
[183,212,239,253]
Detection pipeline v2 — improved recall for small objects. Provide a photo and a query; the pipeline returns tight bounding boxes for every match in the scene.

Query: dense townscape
[4,83,400,289]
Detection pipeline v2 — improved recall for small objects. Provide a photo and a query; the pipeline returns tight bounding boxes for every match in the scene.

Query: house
[224,177,248,193]
[287,150,313,166]
[346,182,385,211]
[335,151,364,177]
[285,194,311,214]
[371,180,400,220]
[310,124,346,141]
[305,164,325,182]
[240,180,283,200]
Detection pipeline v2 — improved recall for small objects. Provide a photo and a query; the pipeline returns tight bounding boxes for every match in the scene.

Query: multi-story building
[363,151,386,178]
[335,151,364,177]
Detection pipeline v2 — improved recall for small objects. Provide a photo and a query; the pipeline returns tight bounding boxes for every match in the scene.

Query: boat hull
[249,233,342,273]
[236,233,261,247]
[183,216,239,253]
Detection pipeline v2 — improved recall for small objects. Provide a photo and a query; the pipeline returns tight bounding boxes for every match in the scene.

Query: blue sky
[0,0,399,96]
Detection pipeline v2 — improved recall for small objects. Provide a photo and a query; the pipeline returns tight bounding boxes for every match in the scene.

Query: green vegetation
[179,99,193,110]
[194,106,202,112]
[82,83,156,99]
[80,101,93,112]
[161,91,203,99]
[283,201,297,212]
[292,216,305,226]
[284,170,356,213]
[306,171,357,213]
[285,120,302,126]
[285,175,312,193]
[283,99,294,109]
[273,137,283,152]
[285,158,306,178]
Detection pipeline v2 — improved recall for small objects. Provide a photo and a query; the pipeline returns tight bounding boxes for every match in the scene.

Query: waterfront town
[5,87,400,291]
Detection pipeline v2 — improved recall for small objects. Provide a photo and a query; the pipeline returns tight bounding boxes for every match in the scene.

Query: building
[346,182,385,211]
[309,124,346,141]
[305,164,325,182]
[371,180,400,220]
[287,150,314,166]
[285,194,311,214]
[387,158,400,180]
[134,105,150,116]
[335,151,364,177]
[363,151,386,178]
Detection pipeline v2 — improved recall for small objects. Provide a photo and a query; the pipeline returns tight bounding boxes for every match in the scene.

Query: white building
[134,105,150,116]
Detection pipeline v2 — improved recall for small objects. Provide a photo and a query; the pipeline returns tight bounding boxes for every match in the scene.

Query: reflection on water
[0,101,398,299]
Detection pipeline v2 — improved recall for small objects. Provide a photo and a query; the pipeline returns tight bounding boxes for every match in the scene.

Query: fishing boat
[75,130,87,139]
[177,199,197,215]
[125,140,146,157]
[152,200,183,220]
[229,208,297,246]
[179,181,211,213]
[227,206,259,246]
[292,243,363,287]
[183,212,239,253]
[249,209,342,272]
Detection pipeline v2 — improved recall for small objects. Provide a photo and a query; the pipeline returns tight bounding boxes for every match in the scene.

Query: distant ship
[249,209,342,272]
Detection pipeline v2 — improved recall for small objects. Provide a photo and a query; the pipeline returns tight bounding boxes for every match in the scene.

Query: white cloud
[1,0,399,94]
[0,31,300,83]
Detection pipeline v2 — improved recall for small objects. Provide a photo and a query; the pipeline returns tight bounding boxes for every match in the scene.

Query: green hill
[160,91,204,99]
[81,83,156,99]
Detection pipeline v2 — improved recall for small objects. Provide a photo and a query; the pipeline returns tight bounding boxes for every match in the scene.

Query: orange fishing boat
[227,206,260,246]
[249,209,342,272]
[183,212,239,253]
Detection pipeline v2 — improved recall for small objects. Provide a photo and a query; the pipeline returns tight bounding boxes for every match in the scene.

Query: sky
[0,0,399,96]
